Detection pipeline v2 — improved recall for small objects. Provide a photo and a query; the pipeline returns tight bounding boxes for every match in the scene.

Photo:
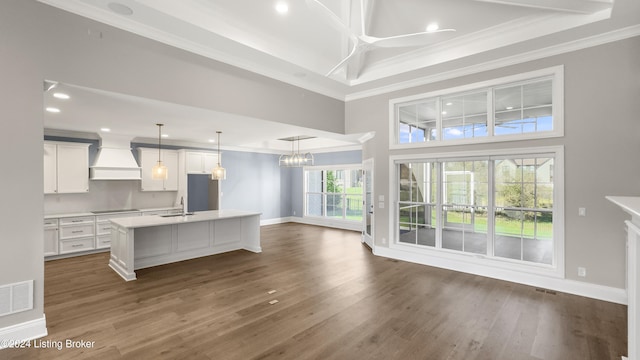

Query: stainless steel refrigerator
[187,174,220,212]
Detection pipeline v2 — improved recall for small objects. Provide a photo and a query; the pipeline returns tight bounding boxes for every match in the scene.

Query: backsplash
[44,180,179,215]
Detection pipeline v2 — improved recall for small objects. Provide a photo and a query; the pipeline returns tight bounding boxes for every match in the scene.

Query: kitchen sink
[159,213,194,217]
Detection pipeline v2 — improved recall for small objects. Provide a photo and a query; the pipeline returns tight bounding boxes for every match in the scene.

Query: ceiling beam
[473,0,613,14]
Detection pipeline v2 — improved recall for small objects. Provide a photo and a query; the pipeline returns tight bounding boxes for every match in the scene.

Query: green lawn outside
[400,209,552,239]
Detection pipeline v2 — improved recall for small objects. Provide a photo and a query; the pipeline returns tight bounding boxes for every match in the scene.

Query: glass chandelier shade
[152,123,168,180]
[279,137,314,167]
[211,131,226,180]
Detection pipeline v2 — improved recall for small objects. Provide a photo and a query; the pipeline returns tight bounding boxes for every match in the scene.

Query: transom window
[390,66,563,148]
[392,147,563,273]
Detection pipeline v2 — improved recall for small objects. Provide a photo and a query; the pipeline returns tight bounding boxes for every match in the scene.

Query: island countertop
[110,209,262,229]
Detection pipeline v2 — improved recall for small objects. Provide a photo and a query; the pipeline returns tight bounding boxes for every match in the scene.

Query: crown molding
[345,24,640,101]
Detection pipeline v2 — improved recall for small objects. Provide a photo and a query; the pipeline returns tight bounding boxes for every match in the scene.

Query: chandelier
[279,136,314,167]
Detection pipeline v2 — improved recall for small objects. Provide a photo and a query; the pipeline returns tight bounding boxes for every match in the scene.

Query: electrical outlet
[578,207,586,217]
[382,237,387,244]
[578,267,586,277]
[292,211,296,216]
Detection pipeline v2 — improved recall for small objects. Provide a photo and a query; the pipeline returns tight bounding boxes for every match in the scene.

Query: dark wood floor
[3,223,627,359]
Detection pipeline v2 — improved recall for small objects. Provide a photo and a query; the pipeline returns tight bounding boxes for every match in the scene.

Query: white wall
[345,37,640,291]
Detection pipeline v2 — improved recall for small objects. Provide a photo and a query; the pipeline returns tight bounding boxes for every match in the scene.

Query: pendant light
[151,123,168,180]
[211,131,226,180]
[279,136,314,167]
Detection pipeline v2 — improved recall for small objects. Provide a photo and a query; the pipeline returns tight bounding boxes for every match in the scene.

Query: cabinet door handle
[71,220,83,223]
[71,230,83,234]
[71,244,84,248]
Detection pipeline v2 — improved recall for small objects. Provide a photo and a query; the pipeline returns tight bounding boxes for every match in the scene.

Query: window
[305,166,363,222]
[390,66,563,148]
[392,147,563,274]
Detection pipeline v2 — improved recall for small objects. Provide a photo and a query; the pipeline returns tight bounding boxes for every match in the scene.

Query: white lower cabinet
[95,212,140,249]
[44,219,59,257]
[59,216,95,254]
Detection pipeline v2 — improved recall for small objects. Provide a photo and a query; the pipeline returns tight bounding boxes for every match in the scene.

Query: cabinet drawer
[96,222,113,235]
[60,216,94,225]
[60,237,95,254]
[96,235,111,249]
[44,219,58,228]
[60,224,95,239]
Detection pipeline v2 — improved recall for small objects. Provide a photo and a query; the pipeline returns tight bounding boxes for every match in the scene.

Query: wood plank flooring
[2,223,627,359]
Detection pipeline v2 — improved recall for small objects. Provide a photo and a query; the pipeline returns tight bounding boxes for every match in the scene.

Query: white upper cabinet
[186,151,218,174]
[44,141,90,194]
[138,148,179,191]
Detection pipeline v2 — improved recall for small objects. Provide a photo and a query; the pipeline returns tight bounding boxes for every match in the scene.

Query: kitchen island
[108,210,261,281]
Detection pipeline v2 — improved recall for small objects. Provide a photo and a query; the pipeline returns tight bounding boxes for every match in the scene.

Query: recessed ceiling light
[208,139,216,143]
[46,107,60,113]
[53,92,70,100]
[441,111,447,115]
[275,2,289,14]
[445,102,452,106]
[161,134,169,138]
[108,2,133,16]
[506,106,514,110]
[100,128,111,132]
[426,23,439,32]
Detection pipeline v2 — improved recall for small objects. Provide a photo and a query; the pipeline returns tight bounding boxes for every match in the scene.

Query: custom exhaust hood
[90,134,141,180]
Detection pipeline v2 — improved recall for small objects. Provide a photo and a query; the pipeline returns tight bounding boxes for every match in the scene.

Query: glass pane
[495,85,522,112]
[523,80,552,108]
[442,160,488,254]
[495,160,522,208]
[416,225,435,247]
[307,170,322,192]
[398,100,437,143]
[442,92,488,140]
[326,170,343,193]
[536,158,553,209]
[365,168,373,236]
[326,194,343,218]
[346,194,362,221]
[522,212,553,264]
[306,193,322,216]
[494,210,523,260]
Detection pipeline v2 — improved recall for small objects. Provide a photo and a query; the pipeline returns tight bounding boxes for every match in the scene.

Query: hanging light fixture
[279,136,314,167]
[211,131,226,180]
[151,123,168,180]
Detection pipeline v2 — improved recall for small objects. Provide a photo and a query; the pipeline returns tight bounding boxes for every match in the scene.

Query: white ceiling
[38,0,639,151]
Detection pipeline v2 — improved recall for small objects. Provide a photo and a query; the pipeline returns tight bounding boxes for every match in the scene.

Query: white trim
[373,246,626,304]
[0,315,48,349]
[260,217,290,226]
[303,163,362,171]
[346,25,640,101]
[389,145,565,279]
[291,216,362,232]
[362,158,375,250]
[389,66,564,150]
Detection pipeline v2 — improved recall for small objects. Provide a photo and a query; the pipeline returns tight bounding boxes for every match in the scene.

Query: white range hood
[90,134,141,180]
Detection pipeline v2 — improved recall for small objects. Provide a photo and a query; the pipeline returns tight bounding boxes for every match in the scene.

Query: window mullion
[487,89,494,137]
[487,160,495,257]
[436,161,443,249]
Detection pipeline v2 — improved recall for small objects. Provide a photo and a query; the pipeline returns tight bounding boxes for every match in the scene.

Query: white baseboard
[288,216,362,232]
[260,217,291,226]
[374,246,627,305]
[0,315,47,349]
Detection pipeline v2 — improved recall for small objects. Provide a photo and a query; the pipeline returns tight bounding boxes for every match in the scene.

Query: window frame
[389,66,564,149]
[388,146,565,279]
[303,164,363,223]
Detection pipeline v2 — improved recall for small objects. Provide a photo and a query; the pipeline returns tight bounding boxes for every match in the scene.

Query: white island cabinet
[108,210,261,281]
[607,196,640,360]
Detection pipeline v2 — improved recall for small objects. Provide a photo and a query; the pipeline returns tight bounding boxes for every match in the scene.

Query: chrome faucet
[180,196,185,216]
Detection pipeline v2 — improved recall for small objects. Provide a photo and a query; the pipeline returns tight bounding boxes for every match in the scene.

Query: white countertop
[607,196,640,220]
[110,210,261,229]
[44,207,181,219]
